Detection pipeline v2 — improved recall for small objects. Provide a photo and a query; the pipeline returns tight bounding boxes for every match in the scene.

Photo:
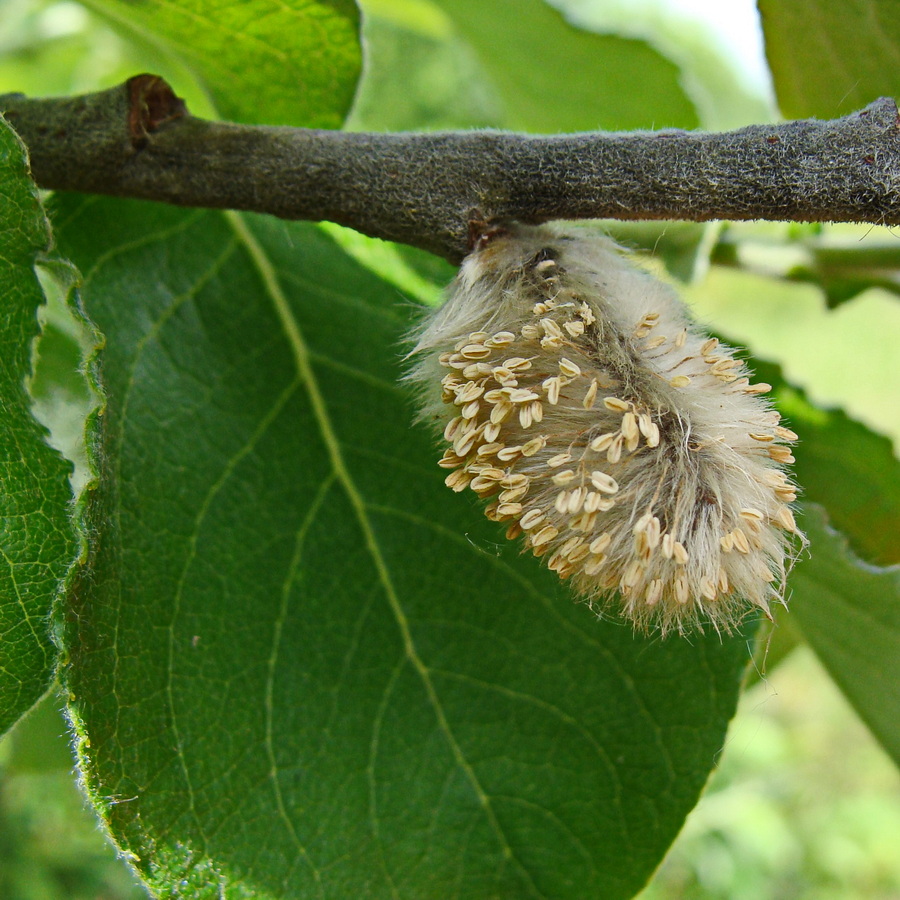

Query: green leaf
[607,221,720,283]
[428,0,698,131]
[789,505,900,768]
[347,8,503,130]
[79,0,362,127]
[0,116,77,735]
[1,692,75,775]
[56,195,749,899]
[758,0,900,118]
[793,244,900,309]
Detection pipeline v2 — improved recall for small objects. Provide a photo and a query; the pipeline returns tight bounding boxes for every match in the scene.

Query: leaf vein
[228,210,548,899]
[266,471,337,895]
[164,374,302,858]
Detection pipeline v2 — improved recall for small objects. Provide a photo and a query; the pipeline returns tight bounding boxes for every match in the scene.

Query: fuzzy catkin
[408,222,805,634]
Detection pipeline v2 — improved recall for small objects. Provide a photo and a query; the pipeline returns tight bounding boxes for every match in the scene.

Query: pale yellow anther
[519,508,545,530]
[731,528,750,554]
[504,357,532,371]
[490,401,513,425]
[532,524,559,547]
[775,506,797,532]
[521,436,546,457]
[540,318,563,338]
[566,487,588,514]
[499,485,528,504]
[607,434,624,464]
[646,579,664,606]
[559,358,582,378]
[589,433,616,452]
[445,470,472,492]
[542,376,561,405]
[622,561,643,589]
[496,445,522,462]
[717,568,730,594]
[476,442,503,457]
[444,416,463,442]
[590,471,619,493]
[460,343,491,360]
[460,400,480,420]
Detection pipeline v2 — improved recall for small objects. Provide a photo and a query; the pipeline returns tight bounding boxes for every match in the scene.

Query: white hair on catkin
[408,222,806,635]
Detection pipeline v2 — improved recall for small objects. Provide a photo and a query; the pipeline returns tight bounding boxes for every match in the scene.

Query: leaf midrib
[226,210,548,899]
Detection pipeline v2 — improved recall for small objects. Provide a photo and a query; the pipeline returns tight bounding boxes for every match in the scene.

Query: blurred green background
[1,0,898,897]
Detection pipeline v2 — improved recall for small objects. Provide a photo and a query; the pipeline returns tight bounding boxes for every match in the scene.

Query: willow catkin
[408,222,805,634]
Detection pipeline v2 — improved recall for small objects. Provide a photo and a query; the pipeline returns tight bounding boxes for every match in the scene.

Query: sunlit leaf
[429,0,698,131]
[759,0,900,118]
[789,505,900,768]
[79,0,362,126]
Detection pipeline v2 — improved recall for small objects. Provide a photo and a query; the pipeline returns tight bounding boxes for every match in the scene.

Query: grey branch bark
[2,74,900,263]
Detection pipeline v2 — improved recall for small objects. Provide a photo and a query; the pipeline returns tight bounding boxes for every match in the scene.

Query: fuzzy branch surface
[3,75,900,262]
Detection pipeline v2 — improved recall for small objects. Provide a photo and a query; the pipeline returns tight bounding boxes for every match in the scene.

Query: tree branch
[3,74,900,263]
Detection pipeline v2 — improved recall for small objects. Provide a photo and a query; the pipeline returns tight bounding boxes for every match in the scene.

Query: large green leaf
[79,0,362,127]
[758,0,900,118]
[0,116,77,734]
[789,505,900,767]
[55,195,750,899]
[429,0,698,131]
